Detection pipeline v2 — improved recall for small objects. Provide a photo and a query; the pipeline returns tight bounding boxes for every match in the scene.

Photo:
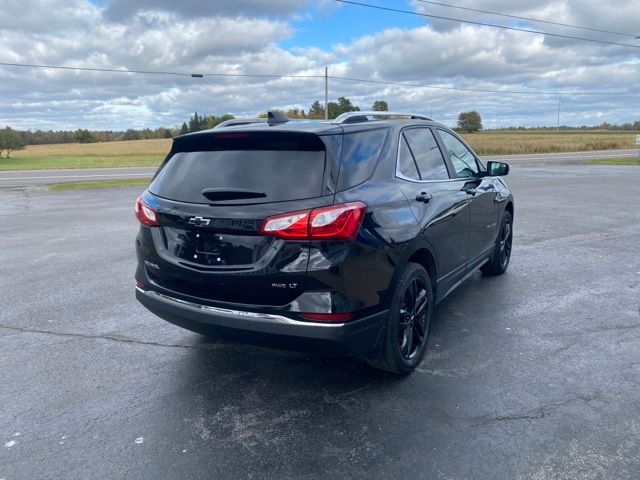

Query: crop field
[0,131,637,171]
[462,130,638,155]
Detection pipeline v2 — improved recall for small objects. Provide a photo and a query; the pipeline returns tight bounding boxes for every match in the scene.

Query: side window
[438,130,480,178]
[403,128,449,180]
[337,129,389,191]
[397,136,421,180]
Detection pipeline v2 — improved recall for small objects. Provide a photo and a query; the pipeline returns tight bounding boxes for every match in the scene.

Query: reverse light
[135,196,158,227]
[259,202,366,241]
[299,312,353,323]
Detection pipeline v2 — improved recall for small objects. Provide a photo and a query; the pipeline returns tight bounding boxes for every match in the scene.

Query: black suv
[135,111,513,373]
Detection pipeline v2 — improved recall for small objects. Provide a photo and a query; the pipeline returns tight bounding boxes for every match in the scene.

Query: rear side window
[402,128,449,180]
[397,136,421,181]
[149,132,326,204]
[336,129,389,191]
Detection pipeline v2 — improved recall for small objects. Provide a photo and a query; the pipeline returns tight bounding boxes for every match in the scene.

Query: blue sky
[279,2,425,51]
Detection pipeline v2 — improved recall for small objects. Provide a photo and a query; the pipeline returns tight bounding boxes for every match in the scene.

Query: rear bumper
[136,287,387,357]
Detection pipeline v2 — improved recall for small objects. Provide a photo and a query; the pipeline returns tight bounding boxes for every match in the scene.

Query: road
[0,148,638,187]
[1,163,640,479]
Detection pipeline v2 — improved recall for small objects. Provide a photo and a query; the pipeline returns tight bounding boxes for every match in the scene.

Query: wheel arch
[504,200,514,220]
[403,246,438,302]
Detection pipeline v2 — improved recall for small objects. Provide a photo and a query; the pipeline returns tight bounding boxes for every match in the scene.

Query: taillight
[135,196,158,227]
[259,202,366,241]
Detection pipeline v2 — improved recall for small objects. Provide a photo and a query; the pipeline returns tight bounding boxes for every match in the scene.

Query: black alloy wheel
[398,277,429,360]
[368,262,433,374]
[481,210,513,276]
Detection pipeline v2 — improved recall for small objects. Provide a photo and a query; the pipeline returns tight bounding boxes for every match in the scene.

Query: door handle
[415,192,433,203]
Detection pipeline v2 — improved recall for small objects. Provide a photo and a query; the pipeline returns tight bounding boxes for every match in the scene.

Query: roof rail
[214,118,266,129]
[333,111,432,124]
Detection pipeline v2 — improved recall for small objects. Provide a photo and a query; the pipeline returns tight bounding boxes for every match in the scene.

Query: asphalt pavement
[0,148,638,187]
[1,163,639,479]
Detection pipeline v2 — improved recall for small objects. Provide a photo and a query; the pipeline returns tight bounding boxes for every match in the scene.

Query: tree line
[1,94,639,153]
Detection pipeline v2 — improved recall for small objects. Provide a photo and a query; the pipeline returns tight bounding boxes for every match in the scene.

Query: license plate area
[161,227,270,266]
[195,232,230,264]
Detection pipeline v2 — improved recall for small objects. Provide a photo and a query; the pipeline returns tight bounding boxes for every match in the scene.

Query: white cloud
[0,0,638,130]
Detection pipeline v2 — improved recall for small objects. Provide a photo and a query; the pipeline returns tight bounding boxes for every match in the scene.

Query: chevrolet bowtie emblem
[188,216,211,226]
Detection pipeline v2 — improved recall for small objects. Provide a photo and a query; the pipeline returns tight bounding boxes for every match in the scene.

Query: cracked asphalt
[1,164,639,479]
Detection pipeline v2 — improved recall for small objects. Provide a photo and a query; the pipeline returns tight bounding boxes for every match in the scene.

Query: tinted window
[397,136,420,180]
[336,129,388,191]
[438,130,479,178]
[149,133,326,204]
[402,128,449,180]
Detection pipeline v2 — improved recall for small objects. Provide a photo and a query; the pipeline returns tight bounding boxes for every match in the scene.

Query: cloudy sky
[1,0,639,130]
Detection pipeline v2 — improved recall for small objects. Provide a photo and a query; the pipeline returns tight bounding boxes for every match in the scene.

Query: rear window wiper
[200,188,267,201]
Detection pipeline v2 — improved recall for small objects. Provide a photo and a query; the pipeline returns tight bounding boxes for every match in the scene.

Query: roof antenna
[267,110,290,126]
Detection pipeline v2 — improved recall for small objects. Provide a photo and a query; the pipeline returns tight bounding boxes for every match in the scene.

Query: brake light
[299,312,353,322]
[135,197,158,227]
[259,202,366,240]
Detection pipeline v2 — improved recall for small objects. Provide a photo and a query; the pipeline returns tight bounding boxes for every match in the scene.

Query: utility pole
[556,95,561,132]
[324,67,329,120]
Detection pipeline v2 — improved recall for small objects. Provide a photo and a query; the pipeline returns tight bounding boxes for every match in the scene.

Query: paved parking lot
[1,164,639,479]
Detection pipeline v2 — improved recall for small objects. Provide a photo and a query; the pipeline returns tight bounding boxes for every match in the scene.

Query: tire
[481,210,513,276]
[368,262,434,375]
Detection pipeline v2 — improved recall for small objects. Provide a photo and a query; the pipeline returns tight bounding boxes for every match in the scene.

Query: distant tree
[337,96,359,114]
[205,114,234,129]
[284,108,306,119]
[308,100,325,119]
[457,111,483,133]
[0,127,27,158]
[326,97,360,119]
[163,128,173,138]
[180,122,189,135]
[188,112,208,132]
[74,129,98,143]
[327,102,340,119]
[634,120,640,131]
[122,129,143,141]
[372,100,389,111]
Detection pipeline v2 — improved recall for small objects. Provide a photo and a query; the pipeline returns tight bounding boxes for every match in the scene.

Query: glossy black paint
[135,118,514,357]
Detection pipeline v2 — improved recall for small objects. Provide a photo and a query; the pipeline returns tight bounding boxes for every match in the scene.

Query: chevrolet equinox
[135,111,513,374]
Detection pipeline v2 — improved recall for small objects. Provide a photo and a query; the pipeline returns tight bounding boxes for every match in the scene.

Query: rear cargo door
[144,131,334,307]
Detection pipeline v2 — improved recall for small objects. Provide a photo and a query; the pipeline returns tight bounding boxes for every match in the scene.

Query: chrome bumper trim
[136,287,346,328]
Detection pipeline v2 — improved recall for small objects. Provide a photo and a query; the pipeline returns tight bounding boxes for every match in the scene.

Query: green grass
[48,178,150,191]
[587,157,640,165]
[0,154,163,171]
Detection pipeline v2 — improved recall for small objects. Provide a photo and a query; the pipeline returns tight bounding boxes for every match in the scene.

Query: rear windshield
[149,132,326,204]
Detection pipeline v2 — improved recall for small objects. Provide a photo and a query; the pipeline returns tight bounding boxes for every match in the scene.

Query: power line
[414,0,640,38]
[0,62,194,77]
[0,62,326,80]
[329,75,639,96]
[334,0,640,49]
[0,61,638,96]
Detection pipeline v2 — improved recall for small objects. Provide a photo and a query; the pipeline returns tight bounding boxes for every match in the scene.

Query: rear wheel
[368,262,433,374]
[481,210,512,276]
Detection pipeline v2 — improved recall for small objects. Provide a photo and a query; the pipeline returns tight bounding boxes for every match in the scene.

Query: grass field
[48,178,151,190]
[587,157,640,165]
[1,131,637,171]
[0,155,163,171]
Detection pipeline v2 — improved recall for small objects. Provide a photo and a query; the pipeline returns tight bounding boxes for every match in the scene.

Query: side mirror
[487,161,509,177]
